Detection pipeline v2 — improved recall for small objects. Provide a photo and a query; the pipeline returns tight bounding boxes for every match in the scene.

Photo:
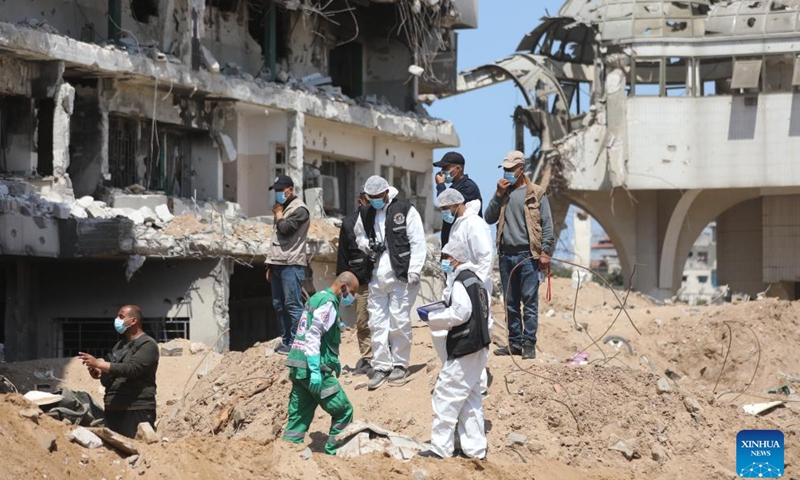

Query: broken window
[317,158,355,216]
[698,57,734,96]
[36,99,55,176]
[632,58,663,96]
[764,55,794,92]
[146,127,193,197]
[131,0,159,23]
[329,43,364,98]
[247,2,288,79]
[273,144,286,178]
[731,58,763,90]
[108,116,139,188]
[665,58,690,97]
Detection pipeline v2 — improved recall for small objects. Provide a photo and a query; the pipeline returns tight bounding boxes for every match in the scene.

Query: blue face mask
[114,317,128,335]
[441,259,453,274]
[341,291,355,307]
[444,171,453,184]
[370,198,386,210]
[442,209,455,224]
[503,171,518,183]
[276,191,287,204]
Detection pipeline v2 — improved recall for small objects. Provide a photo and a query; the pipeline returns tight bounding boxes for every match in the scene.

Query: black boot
[522,341,536,360]
[493,345,521,356]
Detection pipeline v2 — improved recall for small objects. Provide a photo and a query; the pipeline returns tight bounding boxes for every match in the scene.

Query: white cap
[364,175,390,196]
[442,240,469,263]
[437,188,465,207]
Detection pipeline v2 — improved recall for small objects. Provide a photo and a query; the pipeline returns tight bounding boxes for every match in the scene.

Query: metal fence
[52,317,190,358]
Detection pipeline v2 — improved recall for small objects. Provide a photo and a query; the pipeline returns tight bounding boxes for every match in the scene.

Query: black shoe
[276,345,291,355]
[522,341,536,360]
[494,345,521,356]
[417,450,443,459]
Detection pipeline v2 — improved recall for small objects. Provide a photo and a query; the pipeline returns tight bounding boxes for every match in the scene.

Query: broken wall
[717,197,765,295]
[762,194,800,284]
[202,5,263,75]
[286,13,328,80]
[33,258,226,357]
[68,85,105,198]
[363,39,413,110]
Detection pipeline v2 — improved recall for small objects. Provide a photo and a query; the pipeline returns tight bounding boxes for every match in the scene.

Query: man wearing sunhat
[484,151,554,360]
[267,174,310,354]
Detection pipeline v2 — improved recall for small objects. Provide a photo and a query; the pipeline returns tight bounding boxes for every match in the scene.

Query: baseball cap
[499,150,525,169]
[268,174,294,191]
[433,151,465,168]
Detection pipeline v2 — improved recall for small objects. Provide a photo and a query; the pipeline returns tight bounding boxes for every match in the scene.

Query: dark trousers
[105,409,156,439]
[270,264,306,346]
[499,252,540,350]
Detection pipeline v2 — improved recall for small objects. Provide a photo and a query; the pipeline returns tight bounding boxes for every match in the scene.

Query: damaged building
[0,0,478,361]
[444,0,800,301]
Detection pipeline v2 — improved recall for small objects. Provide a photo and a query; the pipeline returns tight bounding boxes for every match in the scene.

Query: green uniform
[283,288,353,454]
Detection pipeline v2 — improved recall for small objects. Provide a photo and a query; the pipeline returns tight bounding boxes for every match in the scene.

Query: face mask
[114,317,128,334]
[341,291,355,307]
[370,198,386,210]
[276,192,287,204]
[503,171,518,183]
[444,171,453,184]
[442,209,455,224]
[441,259,453,275]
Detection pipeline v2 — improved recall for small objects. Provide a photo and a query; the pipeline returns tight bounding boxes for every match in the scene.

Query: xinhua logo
[737,430,784,478]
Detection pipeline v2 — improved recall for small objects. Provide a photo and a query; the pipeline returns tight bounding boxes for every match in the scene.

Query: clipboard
[416,300,448,321]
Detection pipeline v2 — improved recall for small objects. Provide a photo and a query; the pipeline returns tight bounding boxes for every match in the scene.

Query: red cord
[546,265,552,302]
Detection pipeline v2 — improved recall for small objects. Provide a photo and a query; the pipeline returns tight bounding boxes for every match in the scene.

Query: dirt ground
[2,277,799,479]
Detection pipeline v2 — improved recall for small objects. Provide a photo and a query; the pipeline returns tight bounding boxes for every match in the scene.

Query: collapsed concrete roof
[0,22,459,148]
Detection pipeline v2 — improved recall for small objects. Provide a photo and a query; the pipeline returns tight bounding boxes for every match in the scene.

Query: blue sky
[429,0,592,257]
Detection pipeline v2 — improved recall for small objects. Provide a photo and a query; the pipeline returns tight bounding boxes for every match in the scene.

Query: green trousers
[282,371,354,455]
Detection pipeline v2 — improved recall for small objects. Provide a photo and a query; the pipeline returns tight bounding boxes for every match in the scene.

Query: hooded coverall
[432,199,495,391]
[283,289,353,454]
[354,187,427,373]
[427,263,489,459]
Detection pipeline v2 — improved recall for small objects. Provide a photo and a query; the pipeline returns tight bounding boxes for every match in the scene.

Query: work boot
[522,341,536,360]
[417,450,443,459]
[353,358,372,375]
[493,345,521,356]
[276,344,291,355]
[368,370,389,390]
[388,366,408,386]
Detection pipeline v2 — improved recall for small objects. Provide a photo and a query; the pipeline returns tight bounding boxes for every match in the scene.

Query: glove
[416,307,429,322]
[307,355,323,396]
[408,272,420,286]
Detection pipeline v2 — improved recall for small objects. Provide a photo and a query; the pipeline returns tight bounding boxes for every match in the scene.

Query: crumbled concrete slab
[336,421,427,460]
[683,396,702,413]
[155,204,174,223]
[68,426,103,449]
[656,378,672,394]
[213,131,237,163]
[200,46,220,73]
[136,422,160,445]
[161,345,183,357]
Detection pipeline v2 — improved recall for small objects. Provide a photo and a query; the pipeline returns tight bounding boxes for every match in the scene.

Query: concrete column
[211,258,233,353]
[287,111,305,199]
[4,259,38,362]
[604,68,628,188]
[52,82,76,198]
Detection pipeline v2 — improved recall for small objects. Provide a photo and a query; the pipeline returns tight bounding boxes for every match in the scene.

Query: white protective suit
[427,262,489,459]
[432,200,495,391]
[354,187,426,372]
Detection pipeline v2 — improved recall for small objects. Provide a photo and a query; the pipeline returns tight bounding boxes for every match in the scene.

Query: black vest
[336,209,373,285]
[446,270,490,360]
[364,199,413,282]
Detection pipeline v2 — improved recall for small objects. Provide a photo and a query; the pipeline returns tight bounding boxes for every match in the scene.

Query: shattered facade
[446,0,800,300]
[0,0,477,361]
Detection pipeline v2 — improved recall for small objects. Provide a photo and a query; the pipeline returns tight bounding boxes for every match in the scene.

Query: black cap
[269,174,294,190]
[433,151,465,168]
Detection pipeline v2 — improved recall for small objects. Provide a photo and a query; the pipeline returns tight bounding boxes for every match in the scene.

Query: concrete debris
[17,408,40,423]
[90,427,139,455]
[300,446,312,460]
[161,345,183,357]
[213,131,238,163]
[125,255,146,282]
[545,309,556,317]
[17,17,60,34]
[200,46,221,73]
[189,342,209,355]
[301,73,332,86]
[608,438,639,461]
[335,420,427,461]
[506,432,528,446]
[742,401,784,416]
[68,427,103,449]
[408,65,425,76]
[135,422,160,445]
[656,378,672,394]
[154,204,174,223]
[682,397,702,413]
